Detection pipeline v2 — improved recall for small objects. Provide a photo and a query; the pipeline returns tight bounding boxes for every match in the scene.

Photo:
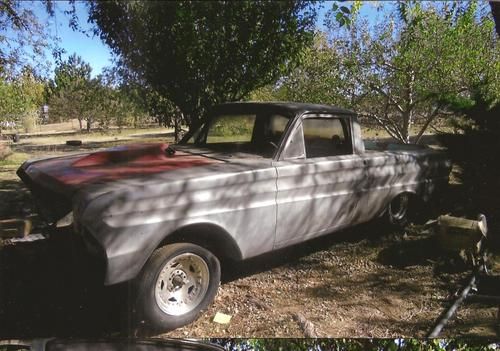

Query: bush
[20,109,39,133]
[0,142,12,160]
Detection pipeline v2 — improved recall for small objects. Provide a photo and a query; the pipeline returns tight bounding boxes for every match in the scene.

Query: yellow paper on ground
[213,312,232,324]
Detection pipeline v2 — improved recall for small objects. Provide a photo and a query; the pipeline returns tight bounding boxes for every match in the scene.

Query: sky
[32,1,114,78]
[30,1,383,78]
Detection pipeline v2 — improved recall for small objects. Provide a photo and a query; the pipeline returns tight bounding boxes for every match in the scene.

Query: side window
[302,117,352,158]
[281,123,305,160]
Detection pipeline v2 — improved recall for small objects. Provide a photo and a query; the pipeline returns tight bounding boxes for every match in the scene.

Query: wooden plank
[437,215,487,253]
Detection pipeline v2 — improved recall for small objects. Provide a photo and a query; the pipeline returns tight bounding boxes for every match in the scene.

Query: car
[17,102,451,331]
[0,338,224,351]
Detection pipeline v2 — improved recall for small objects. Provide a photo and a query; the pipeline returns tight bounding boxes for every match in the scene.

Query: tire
[133,243,220,332]
[66,140,82,146]
[386,193,411,228]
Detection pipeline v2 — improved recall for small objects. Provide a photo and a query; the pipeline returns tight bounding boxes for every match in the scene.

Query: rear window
[206,114,256,143]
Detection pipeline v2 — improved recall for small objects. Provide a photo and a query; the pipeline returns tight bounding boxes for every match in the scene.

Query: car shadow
[0,231,132,338]
[221,221,390,283]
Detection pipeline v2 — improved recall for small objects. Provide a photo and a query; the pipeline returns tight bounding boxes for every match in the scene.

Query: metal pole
[427,273,477,338]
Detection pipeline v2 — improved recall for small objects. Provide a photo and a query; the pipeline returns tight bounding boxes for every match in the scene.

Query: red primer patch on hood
[73,143,174,167]
[29,143,219,188]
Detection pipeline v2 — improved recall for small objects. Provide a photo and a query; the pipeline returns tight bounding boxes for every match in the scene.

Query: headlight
[55,211,73,228]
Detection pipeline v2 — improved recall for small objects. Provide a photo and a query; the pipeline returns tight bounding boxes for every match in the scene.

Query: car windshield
[184,112,291,158]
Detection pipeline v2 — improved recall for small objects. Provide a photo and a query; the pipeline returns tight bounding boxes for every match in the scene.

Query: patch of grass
[0,152,30,169]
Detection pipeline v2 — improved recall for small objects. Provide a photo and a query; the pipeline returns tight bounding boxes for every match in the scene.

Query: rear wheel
[387,193,410,227]
[134,243,220,332]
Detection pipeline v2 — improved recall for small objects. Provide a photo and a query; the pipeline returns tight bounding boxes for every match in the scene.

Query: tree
[103,64,183,139]
[94,77,149,132]
[273,2,499,144]
[364,2,498,143]
[46,54,98,130]
[0,67,44,133]
[264,33,356,108]
[87,1,317,131]
[210,338,499,351]
[0,0,57,77]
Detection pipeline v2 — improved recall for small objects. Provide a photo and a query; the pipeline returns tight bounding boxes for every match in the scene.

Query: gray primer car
[0,338,224,351]
[17,102,451,331]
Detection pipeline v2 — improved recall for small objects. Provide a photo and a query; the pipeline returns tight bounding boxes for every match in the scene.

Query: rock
[293,312,317,337]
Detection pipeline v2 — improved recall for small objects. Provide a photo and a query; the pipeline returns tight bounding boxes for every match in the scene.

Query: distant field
[15,126,173,146]
[0,127,175,181]
[0,121,445,175]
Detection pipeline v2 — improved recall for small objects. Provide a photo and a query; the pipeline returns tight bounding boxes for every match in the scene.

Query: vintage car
[17,102,451,331]
[0,338,224,351]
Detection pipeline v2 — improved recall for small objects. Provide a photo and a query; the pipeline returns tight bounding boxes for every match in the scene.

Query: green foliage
[211,338,499,351]
[20,108,38,133]
[0,0,56,77]
[247,85,285,102]
[327,1,362,29]
[46,54,96,129]
[87,1,318,130]
[208,115,254,138]
[273,33,352,107]
[46,54,155,131]
[0,68,44,130]
[369,1,499,142]
[269,2,499,144]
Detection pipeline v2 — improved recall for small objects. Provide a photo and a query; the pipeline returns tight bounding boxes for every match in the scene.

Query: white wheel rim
[390,194,409,220]
[154,252,210,316]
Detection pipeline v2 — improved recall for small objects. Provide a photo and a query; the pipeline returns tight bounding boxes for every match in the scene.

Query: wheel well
[388,190,428,223]
[391,190,422,208]
[158,223,243,262]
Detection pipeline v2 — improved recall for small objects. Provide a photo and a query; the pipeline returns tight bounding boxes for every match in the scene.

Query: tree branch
[415,103,443,144]
[359,112,405,142]
[369,83,405,114]
[0,0,28,30]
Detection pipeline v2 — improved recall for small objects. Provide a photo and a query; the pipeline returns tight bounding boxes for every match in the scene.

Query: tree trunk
[401,111,412,144]
[491,2,500,37]
[174,113,180,142]
[415,104,442,145]
[78,118,82,130]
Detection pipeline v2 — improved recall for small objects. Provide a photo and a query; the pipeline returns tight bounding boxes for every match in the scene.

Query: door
[274,115,367,248]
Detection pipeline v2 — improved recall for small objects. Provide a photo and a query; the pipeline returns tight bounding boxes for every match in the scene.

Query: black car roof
[213,101,355,116]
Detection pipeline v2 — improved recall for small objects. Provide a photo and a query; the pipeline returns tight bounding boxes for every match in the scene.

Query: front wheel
[134,243,220,332]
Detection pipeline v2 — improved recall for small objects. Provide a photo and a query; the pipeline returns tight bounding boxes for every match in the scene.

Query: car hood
[17,143,223,197]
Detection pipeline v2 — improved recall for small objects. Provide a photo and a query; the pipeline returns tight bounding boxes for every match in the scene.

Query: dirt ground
[0,129,499,339]
[164,226,499,339]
